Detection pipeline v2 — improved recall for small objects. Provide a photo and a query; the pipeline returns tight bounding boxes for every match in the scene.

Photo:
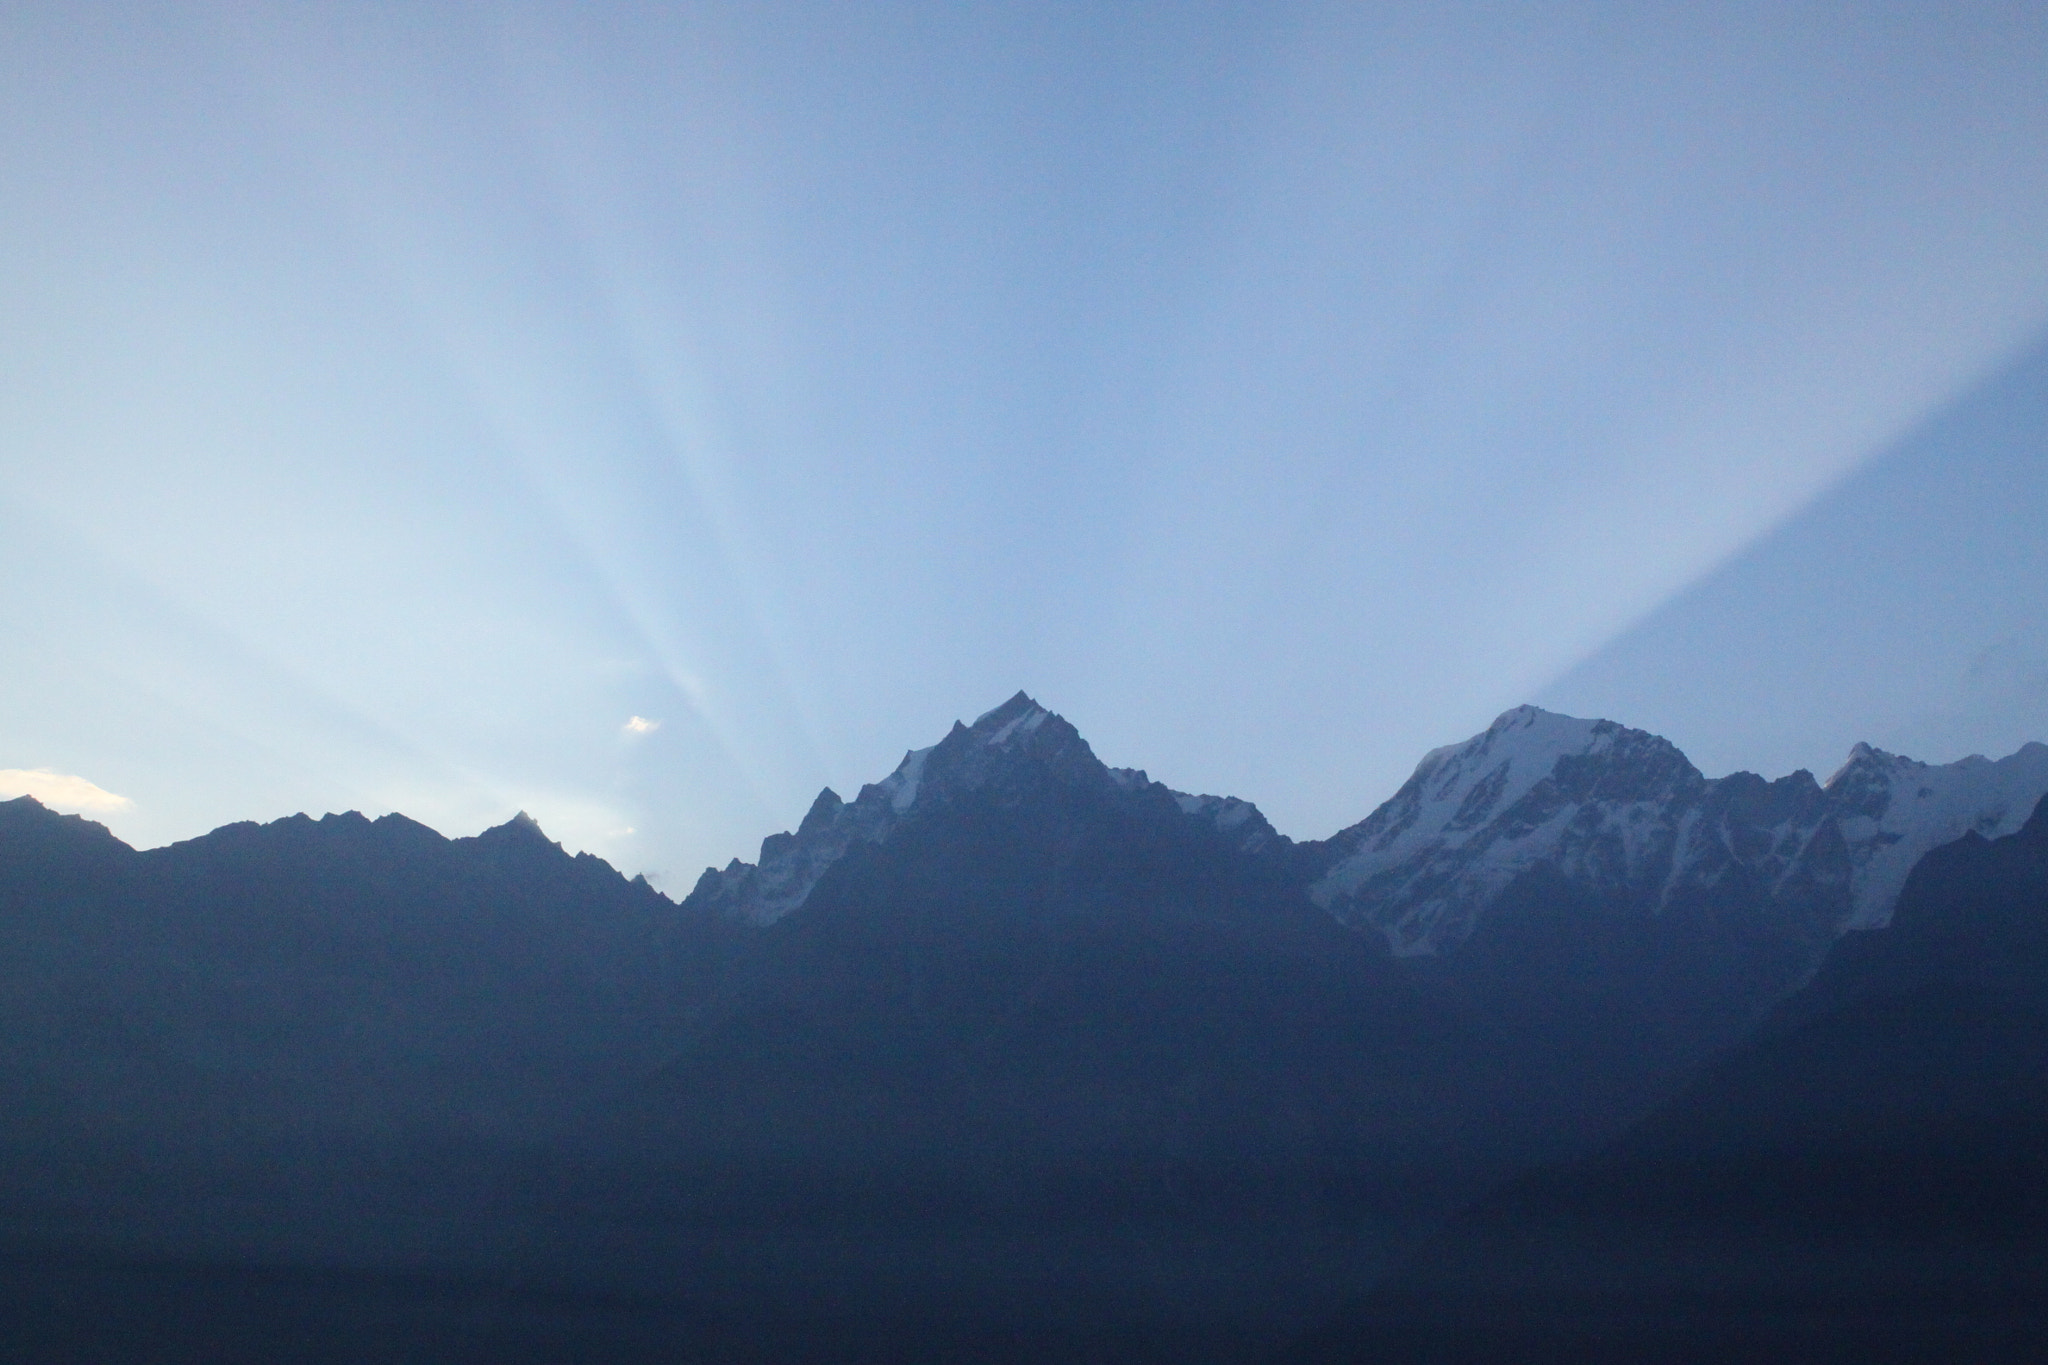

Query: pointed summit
[472,809,561,853]
[1821,736,2048,929]
[971,690,1043,729]
[685,693,1280,925]
[1316,710,2048,954]
[0,792,132,862]
[1314,708,1718,954]
[893,693,1103,802]
[685,694,1110,924]
[1486,703,1580,730]
[797,788,844,837]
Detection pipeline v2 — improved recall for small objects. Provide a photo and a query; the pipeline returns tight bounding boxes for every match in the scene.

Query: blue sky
[4,2,2047,887]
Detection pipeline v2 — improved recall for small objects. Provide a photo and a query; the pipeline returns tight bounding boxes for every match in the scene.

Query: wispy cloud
[0,768,134,813]
[623,715,661,735]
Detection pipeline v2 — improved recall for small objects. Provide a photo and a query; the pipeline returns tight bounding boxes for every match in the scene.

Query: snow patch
[1314,706,1622,908]
[880,745,934,814]
[983,704,1050,749]
[1316,708,2048,955]
[1827,740,2048,928]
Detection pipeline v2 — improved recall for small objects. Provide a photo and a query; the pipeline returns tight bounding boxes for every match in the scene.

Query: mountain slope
[1826,738,2048,928]
[0,795,738,1267]
[1312,707,2048,957]
[1285,794,2048,1362]
[565,697,1479,1343]
[617,700,2048,1243]
[687,692,1300,924]
[8,698,2047,1360]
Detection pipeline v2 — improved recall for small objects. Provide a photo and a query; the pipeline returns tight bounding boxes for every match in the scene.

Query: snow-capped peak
[858,695,1068,819]
[1403,706,1640,835]
[1823,738,2048,929]
[1312,708,1699,924]
[984,702,1052,749]
[1314,706,2048,956]
[1309,707,1750,955]
[686,692,2048,946]
[687,693,1113,924]
[686,692,1293,924]
[972,690,1049,732]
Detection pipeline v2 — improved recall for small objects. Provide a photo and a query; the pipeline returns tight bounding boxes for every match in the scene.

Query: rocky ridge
[687,691,1290,924]
[1310,706,2048,957]
[689,697,2048,958]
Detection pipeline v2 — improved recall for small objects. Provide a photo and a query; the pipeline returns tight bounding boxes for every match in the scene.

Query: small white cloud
[0,768,133,813]
[624,716,661,735]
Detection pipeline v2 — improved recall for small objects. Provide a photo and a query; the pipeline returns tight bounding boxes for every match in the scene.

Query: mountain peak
[970,693,1055,748]
[1319,712,2048,953]
[797,788,844,836]
[1825,740,1914,788]
[971,690,1043,730]
[861,696,1098,810]
[474,809,559,851]
[1820,737,2048,929]
[683,694,1274,925]
[1487,703,1579,731]
[1315,709,1711,953]
[686,696,1085,924]
[0,793,131,859]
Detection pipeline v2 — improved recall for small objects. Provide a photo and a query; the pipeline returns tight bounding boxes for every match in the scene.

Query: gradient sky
[5,2,2047,887]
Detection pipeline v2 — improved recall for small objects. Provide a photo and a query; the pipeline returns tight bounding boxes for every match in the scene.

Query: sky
[4,1,2047,888]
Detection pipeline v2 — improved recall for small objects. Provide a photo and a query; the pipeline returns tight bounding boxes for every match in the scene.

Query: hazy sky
[5,2,2047,886]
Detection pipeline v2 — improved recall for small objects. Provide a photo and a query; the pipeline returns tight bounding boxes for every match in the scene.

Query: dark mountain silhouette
[0,793,744,1275]
[521,696,1976,1348]
[5,697,2047,1360]
[1284,793,2048,1362]
[550,697,1487,1348]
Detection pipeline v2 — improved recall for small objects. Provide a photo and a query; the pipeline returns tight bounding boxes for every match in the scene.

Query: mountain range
[2,692,2044,1361]
[694,696,2048,945]
[1288,777,2048,1362]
